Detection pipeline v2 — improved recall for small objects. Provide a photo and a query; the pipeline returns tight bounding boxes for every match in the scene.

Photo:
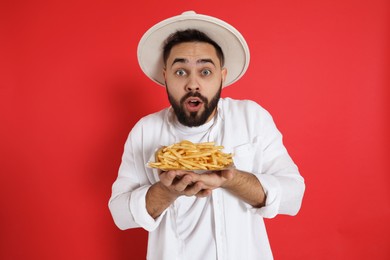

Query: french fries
[148,140,233,171]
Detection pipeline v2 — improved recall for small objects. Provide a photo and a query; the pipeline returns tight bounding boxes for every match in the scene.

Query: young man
[109,11,305,260]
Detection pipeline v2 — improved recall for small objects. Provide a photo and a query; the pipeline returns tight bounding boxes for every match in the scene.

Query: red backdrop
[1,0,389,259]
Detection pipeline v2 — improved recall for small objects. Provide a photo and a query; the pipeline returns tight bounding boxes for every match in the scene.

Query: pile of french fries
[148,140,233,171]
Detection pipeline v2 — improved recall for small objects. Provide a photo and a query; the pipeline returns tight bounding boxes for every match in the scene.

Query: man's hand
[159,170,210,197]
[182,169,235,190]
[184,169,266,208]
[146,169,266,219]
[146,170,211,219]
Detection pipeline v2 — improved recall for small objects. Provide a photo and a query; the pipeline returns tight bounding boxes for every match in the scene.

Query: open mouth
[185,97,203,112]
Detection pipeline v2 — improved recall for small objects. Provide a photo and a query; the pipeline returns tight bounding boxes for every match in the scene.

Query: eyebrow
[171,58,216,67]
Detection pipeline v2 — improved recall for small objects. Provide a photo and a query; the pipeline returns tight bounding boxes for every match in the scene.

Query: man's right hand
[146,170,211,219]
[159,170,209,196]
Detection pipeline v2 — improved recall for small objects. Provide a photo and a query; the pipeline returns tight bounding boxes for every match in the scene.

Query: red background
[1,0,389,259]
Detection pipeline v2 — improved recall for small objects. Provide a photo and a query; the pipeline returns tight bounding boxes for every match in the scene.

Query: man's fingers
[195,189,212,198]
[182,181,205,196]
[173,175,193,192]
[159,171,178,187]
[159,171,216,197]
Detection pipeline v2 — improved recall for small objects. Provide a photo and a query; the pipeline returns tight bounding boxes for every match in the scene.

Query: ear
[163,68,167,86]
[221,68,227,84]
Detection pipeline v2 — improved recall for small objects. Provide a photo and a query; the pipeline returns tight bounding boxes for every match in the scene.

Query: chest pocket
[232,143,257,173]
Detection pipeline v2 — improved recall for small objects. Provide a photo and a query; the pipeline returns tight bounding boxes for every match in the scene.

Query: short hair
[162,29,225,67]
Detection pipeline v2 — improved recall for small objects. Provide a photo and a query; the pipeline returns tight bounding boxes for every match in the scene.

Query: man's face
[163,42,227,127]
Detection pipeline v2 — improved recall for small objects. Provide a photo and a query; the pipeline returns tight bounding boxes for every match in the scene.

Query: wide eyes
[174,69,212,77]
[201,69,211,76]
[175,69,187,76]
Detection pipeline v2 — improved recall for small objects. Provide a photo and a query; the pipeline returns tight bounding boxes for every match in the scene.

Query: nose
[185,75,200,92]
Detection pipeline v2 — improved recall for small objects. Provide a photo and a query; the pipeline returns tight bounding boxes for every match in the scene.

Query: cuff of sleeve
[129,185,167,231]
[251,174,281,218]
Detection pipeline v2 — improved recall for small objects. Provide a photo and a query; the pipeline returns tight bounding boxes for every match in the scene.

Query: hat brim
[137,11,250,88]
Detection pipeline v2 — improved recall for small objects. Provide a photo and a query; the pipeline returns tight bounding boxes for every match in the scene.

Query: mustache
[180,92,208,104]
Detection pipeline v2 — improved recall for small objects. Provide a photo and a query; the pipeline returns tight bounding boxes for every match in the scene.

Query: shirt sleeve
[252,109,305,218]
[129,185,167,231]
[108,122,167,231]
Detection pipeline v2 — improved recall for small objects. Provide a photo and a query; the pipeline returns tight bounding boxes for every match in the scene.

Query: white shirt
[109,98,305,260]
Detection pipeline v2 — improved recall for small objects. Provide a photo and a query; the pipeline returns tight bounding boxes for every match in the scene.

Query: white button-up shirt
[109,98,305,260]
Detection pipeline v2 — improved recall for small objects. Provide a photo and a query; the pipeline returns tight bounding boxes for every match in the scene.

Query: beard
[166,83,222,127]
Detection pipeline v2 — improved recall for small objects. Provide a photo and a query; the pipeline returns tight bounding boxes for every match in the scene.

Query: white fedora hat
[137,10,250,88]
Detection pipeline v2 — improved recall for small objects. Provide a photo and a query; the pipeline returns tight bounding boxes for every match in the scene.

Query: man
[109,11,305,260]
